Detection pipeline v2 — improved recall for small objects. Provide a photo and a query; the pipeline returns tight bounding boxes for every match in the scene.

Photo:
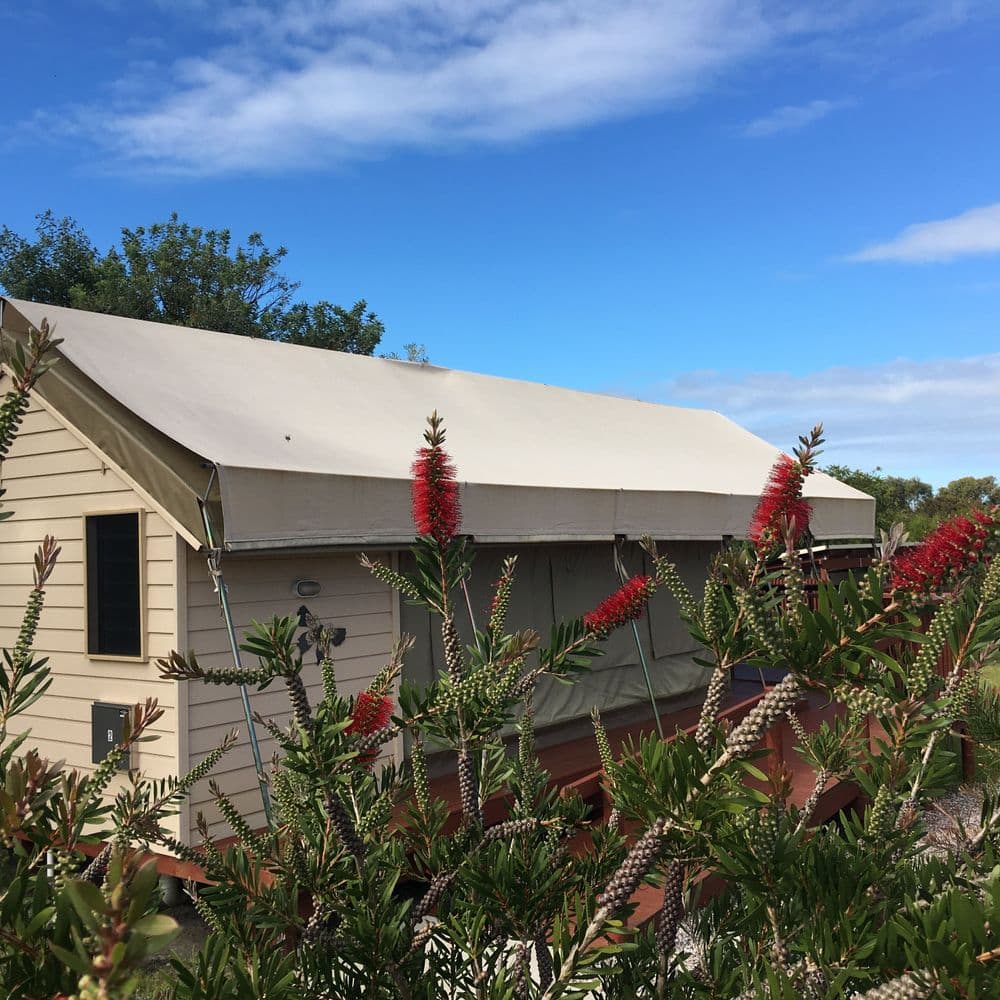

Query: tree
[0,211,100,307]
[279,299,384,354]
[921,475,1000,520]
[825,464,932,535]
[0,211,387,354]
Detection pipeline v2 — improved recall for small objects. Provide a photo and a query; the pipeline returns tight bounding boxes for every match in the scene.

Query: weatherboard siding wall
[184,550,396,840]
[0,397,183,839]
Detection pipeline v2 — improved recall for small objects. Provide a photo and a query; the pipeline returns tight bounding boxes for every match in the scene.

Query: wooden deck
[121,677,865,892]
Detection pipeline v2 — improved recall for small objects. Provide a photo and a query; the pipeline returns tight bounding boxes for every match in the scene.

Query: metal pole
[613,541,664,740]
[198,473,272,826]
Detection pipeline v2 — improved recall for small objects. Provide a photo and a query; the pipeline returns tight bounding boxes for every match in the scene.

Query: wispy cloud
[846,203,1000,263]
[20,0,989,175]
[648,354,1000,484]
[743,98,849,138]
[63,0,776,175]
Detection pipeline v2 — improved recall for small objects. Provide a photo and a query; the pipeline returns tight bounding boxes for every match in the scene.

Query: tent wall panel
[399,540,713,733]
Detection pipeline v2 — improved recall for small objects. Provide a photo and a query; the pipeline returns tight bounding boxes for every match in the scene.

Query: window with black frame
[85,512,142,658]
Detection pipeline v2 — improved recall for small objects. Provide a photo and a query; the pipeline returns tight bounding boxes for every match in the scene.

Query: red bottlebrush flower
[891,508,996,594]
[748,454,812,557]
[347,690,394,765]
[583,575,656,637]
[411,427,462,546]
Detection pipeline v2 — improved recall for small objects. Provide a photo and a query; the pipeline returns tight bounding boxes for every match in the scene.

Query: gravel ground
[917,784,988,859]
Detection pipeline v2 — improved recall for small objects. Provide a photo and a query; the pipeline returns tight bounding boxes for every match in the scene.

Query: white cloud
[29,0,983,175]
[743,99,848,138]
[77,0,774,174]
[847,203,1000,263]
[649,353,1000,484]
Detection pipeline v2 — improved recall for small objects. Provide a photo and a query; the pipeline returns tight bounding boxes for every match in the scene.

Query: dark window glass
[86,513,141,657]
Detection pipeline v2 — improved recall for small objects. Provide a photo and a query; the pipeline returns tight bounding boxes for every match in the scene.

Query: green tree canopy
[824,464,932,535]
[826,464,998,539]
[922,475,1000,520]
[0,211,388,355]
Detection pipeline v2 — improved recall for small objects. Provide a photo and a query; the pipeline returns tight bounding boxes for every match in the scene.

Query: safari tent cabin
[0,297,875,846]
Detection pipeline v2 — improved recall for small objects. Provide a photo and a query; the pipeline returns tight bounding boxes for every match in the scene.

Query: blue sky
[2,1,998,485]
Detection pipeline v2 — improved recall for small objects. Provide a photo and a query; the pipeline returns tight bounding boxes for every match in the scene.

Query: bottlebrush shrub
[139,418,999,998]
[146,413,679,998]
[7,392,1000,997]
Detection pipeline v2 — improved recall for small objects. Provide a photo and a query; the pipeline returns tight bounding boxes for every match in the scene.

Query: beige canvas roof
[1,297,874,549]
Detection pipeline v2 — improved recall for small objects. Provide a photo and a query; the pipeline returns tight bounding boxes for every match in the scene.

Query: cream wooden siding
[185,551,396,840]
[0,398,182,838]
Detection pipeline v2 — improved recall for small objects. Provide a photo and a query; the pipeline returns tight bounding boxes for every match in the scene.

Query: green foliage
[0,210,389,354]
[825,464,933,536]
[826,464,1000,540]
[4,376,1000,997]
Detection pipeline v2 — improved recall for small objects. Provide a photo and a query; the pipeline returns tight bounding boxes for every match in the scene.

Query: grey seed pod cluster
[656,861,684,957]
[442,615,464,681]
[598,817,666,913]
[302,902,332,944]
[770,932,790,971]
[895,797,919,831]
[779,548,806,628]
[457,748,482,825]
[353,723,396,760]
[82,843,112,885]
[518,704,537,769]
[798,768,830,829]
[510,668,542,702]
[725,674,802,757]
[512,940,530,999]
[284,671,314,733]
[695,665,730,751]
[483,818,540,843]
[591,708,615,775]
[800,962,828,1000]
[535,930,553,989]
[785,709,808,746]
[406,922,435,958]
[412,869,457,923]
[324,792,366,860]
[857,973,935,999]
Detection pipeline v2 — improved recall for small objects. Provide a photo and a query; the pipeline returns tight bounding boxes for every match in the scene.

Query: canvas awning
[1,298,875,550]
